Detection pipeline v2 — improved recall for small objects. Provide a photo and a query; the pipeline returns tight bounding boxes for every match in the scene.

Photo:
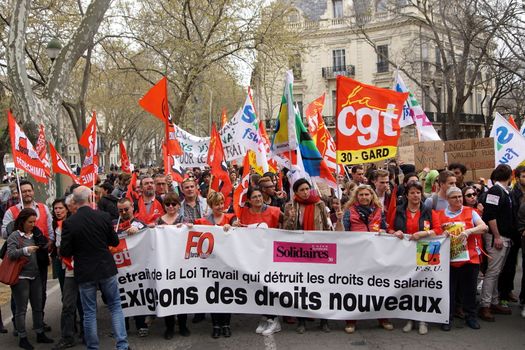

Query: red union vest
[240,206,280,228]
[11,203,50,239]
[135,197,165,225]
[435,206,482,266]
[348,204,382,232]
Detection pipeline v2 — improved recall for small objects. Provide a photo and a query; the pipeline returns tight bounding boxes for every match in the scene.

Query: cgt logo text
[110,239,132,268]
[185,231,215,259]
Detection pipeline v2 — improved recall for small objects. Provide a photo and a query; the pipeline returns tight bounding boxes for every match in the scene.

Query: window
[289,54,302,79]
[333,0,343,18]
[377,45,389,73]
[435,47,442,69]
[333,49,346,71]
[422,43,429,71]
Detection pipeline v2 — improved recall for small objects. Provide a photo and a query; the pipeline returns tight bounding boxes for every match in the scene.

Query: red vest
[11,203,50,238]
[195,213,236,226]
[435,206,482,266]
[135,197,165,225]
[240,206,280,228]
[348,205,382,232]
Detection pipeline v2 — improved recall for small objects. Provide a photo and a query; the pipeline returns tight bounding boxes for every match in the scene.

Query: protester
[283,178,333,333]
[341,184,393,333]
[7,208,54,349]
[390,181,435,334]
[258,176,286,211]
[179,178,208,223]
[199,171,211,199]
[97,182,119,220]
[462,186,483,214]
[448,163,468,189]
[239,187,282,228]
[194,191,238,338]
[50,198,70,291]
[371,169,392,212]
[479,164,514,321]
[112,173,132,199]
[350,165,366,184]
[155,193,191,339]
[423,170,456,211]
[435,187,488,331]
[61,186,129,350]
[154,174,169,198]
[134,175,165,225]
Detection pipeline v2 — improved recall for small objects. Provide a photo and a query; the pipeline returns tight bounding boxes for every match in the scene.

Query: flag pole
[15,167,23,210]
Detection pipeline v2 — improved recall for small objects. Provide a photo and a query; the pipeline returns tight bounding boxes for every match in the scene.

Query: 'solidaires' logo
[273,242,336,264]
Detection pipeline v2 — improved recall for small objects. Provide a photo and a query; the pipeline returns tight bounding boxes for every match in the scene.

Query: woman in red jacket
[341,184,393,333]
[195,191,238,338]
[239,187,282,228]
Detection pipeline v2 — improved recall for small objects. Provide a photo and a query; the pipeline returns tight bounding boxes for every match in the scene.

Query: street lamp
[46,37,62,62]
[46,37,62,196]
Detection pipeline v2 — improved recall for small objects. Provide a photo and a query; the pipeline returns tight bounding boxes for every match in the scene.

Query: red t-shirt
[239,206,280,228]
[405,209,421,235]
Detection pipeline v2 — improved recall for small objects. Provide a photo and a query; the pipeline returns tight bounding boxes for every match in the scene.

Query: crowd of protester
[0,159,524,349]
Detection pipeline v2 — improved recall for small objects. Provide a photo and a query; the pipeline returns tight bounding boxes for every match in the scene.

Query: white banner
[174,124,245,168]
[490,112,525,168]
[114,226,450,323]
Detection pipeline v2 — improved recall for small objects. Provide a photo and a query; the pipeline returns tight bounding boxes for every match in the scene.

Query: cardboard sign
[397,145,415,165]
[446,149,495,171]
[414,141,445,171]
[444,139,474,152]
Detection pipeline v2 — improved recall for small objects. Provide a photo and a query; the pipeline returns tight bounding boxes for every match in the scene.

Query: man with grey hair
[61,186,129,350]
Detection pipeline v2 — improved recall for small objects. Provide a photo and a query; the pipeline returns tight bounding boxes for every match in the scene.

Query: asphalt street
[1,268,524,350]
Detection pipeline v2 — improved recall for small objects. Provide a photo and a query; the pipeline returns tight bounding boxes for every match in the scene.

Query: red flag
[36,125,51,177]
[139,76,170,121]
[386,185,398,230]
[233,151,251,219]
[207,123,232,208]
[508,115,519,130]
[79,112,98,186]
[162,142,183,183]
[139,76,183,156]
[221,108,228,128]
[7,111,49,183]
[305,93,326,139]
[49,142,79,184]
[125,172,139,201]
[119,140,131,173]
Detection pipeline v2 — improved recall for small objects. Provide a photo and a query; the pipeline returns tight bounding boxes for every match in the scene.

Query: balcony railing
[322,65,355,79]
[264,115,336,132]
[425,112,484,124]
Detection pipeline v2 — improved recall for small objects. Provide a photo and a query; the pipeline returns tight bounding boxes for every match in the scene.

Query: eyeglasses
[118,207,130,213]
[465,193,476,198]
[165,203,178,207]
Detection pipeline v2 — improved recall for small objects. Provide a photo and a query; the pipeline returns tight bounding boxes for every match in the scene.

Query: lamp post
[46,37,62,196]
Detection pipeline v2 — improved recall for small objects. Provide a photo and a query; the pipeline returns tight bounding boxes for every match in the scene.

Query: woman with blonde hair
[340,184,393,333]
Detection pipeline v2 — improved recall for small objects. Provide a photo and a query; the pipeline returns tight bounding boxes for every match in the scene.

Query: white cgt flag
[490,112,525,169]
[393,71,441,141]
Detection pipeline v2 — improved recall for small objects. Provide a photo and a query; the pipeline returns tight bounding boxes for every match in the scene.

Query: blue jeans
[79,275,128,350]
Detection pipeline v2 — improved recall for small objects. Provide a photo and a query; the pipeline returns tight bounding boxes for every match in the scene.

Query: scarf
[294,190,321,231]
[136,197,165,225]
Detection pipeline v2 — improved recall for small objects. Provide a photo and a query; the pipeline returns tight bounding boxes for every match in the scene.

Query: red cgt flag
[79,112,98,186]
[7,111,49,183]
[119,140,131,173]
[207,123,232,208]
[139,76,182,156]
[36,125,51,178]
[49,142,79,184]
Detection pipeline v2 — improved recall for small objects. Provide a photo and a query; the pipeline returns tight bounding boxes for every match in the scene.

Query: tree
[354,0,522,140]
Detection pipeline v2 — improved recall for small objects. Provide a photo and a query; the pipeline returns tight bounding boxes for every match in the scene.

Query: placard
[414,141,445,171]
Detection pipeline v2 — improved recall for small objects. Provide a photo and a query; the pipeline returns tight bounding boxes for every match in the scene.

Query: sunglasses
[465,193,476,198]
[165,203,178,207]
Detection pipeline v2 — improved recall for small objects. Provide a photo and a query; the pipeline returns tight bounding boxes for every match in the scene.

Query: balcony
[322,65,355,79]
[425,112,484,125]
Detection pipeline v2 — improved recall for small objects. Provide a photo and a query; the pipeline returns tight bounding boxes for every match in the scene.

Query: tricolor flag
[49,142,79,184]
[79,112,98,186]
[394,70,441,141]
[233,151,251,219]
[119,140,132,173]
[7,111,49,183]
[36,125,51,178]
[271,70,298,154]
[207,124,232,208]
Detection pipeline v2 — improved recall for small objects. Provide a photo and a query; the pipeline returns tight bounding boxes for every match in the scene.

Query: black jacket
[393,201,433,233]
[482,183,516,240]
[61,206,119,283]
[98,194,119,220]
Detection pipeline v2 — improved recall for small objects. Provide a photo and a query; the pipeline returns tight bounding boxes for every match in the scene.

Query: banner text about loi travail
[118,267,444,314]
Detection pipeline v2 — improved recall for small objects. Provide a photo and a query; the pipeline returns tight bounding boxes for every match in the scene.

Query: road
[0,268,524,349]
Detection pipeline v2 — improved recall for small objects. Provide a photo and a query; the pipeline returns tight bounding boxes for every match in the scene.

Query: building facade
[251,0,487,139]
